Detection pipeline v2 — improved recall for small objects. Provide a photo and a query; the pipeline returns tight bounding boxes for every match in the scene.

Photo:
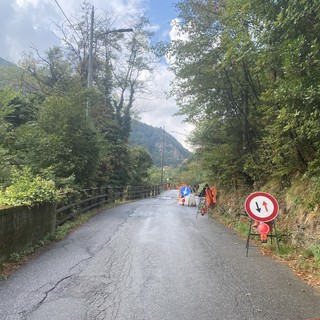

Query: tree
[0,88,16,182]
[165,0,261,186]
[164,0,320,188]
[0,88,39,183]
[16,2,157,188]
[256,0,320,178]
[91,16,156,186]
[13,84,100,188]
[128,146,153,185]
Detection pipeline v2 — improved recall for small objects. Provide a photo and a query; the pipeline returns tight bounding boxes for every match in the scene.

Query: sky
[0,0,193,150]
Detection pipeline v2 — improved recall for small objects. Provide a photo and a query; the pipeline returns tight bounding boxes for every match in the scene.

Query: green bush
[0,167,59,206]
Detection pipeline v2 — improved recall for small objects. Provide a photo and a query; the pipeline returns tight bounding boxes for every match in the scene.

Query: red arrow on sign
[244,192,279,222]
[262,201,268,212]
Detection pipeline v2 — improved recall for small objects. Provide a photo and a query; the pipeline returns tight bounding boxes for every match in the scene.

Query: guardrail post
[105,186,109,204]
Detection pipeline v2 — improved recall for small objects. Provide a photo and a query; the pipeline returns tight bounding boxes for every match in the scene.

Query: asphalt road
[0,189,319,320]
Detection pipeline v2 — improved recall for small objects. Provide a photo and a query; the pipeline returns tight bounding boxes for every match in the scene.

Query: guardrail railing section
[55,185,163,226]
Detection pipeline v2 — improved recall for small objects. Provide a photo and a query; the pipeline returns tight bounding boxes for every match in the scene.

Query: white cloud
[169,18,189,41]
[0,0,143,62]
[0,0,60,62]
[16,0,39,7]
[136,63,193,150]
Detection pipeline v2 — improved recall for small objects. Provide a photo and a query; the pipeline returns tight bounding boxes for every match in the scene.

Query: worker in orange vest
[198,184,217,215]
[210,186,217,204]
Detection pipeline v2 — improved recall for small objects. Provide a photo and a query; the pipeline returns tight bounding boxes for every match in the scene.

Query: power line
[54,0,72,25]
[53,0,72,25]
[53,0,81,38]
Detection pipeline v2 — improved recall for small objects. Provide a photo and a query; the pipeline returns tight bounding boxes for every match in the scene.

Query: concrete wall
[0,203,56,264]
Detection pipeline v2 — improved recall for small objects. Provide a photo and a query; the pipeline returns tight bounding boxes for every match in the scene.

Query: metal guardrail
[55,185,163,226]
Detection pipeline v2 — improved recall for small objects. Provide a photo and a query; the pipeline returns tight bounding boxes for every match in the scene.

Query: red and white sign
[244,192,279,222]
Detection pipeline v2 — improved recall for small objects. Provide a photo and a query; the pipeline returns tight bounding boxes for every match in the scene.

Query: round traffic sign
[244,192,279,222]
[180,186,191,197]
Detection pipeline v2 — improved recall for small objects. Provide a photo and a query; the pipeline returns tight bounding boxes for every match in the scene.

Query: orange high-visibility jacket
[205,189,214,207]
[210,187,217,204]
[206,186,217,207]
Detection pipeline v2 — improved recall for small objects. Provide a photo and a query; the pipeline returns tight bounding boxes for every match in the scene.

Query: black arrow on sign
[255,202,261,213]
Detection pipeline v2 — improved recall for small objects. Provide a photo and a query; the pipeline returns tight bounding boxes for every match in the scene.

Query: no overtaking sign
[244,192,279,222]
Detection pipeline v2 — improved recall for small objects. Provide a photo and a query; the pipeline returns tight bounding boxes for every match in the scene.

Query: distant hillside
[0,57,24,89]
[0,57,15,67]
[130,119,192,166]
[0,56,38,91]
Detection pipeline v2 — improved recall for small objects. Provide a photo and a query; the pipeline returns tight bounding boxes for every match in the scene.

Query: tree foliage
[0,167,59,206]
[166,0,320,187]
[128,146,153,185]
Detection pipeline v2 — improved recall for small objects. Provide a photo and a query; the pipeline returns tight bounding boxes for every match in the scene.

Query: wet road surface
[0,190,319,319]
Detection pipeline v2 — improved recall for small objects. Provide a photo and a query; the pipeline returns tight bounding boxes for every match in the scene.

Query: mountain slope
[0,57,26,89]
[129,119,191,166]
[0,57,15,67]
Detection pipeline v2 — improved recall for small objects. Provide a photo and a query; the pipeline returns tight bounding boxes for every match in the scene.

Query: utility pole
[86,5,133,118]
[160,127,165,186]
[86,5,94,118]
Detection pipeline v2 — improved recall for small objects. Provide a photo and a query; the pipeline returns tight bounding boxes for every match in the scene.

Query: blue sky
[0,0,192,149]
[147,0,179,41]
